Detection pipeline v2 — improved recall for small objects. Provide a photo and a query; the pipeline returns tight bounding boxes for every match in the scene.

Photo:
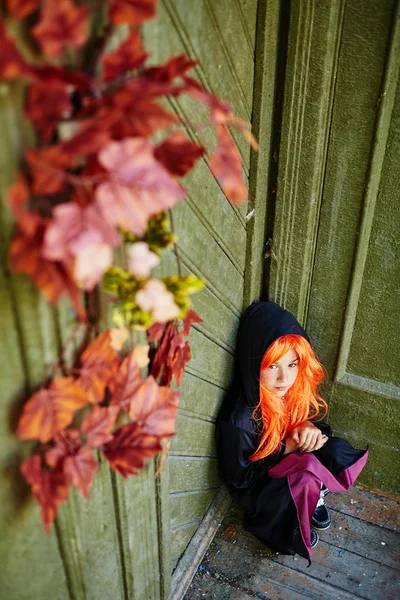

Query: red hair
[249,334,328,461]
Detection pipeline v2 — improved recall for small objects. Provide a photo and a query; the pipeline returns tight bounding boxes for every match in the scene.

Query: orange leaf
[209,125,248,204]
[109,0,157,25]
[101,28,148,82]
[109,353,141,411]
[81,405,119,447]
[64,446,99,499]
[102,423,161,478]
[129,375,179,438]
[32,0,89,59]
[77,331,121,404]
[20,454,69,532]
[17,378,89,443]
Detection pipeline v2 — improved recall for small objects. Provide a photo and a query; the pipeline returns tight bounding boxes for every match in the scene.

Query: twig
[168,209,182,277]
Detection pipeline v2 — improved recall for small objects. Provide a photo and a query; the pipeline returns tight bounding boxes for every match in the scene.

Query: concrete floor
[184,487,400,600]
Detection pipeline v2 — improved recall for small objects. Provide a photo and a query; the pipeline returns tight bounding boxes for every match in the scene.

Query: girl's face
[260,348,299,397]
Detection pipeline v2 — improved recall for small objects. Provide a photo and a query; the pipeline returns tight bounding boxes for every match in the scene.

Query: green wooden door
[269,0,400,496]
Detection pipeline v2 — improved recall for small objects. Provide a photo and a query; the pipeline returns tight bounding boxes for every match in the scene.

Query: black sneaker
[311,529,319,548]
[311,498,331,530]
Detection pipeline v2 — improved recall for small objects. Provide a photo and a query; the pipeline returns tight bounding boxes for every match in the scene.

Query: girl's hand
[291,422,328,453]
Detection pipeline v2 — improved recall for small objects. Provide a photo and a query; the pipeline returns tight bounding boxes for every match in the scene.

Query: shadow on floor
[184,487,400,600]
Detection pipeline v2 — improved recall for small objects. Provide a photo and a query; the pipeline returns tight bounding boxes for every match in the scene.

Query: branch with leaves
[2,0,254,531]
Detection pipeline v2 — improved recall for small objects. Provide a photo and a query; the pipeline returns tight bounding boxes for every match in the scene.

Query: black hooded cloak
[216,301,368,563]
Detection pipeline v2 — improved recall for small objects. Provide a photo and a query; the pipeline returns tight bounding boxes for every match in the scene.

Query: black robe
[216,301,368,563]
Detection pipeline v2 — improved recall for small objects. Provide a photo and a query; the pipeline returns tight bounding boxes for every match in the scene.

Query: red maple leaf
[150,321,177,380]
[182,308,203,336]
[108,0,157,25]
[77,331,121,404]
[25,146,71,195]
[144,55,198,84]
[129,376,179,438]
[32,64,93,90]
[46,429,82,468]
[166,335,191,386]
[101,28,148,82]
[25,81,72,142]
[21,453,69,532]
[0,22,34,80]
[6,174,42,237]
[183,75,232,124]
[154,131,205,177]
[63,446,99,499]
[6,0,40,19]
[147,322,166,343]
[209,125,248,204]
[110,94,179,138]
[32,0,89,59]
[17,377,89,443]
[81,405,120,447]
[95,138,186,235]
[102,422,161,478]
[109,354,141,411]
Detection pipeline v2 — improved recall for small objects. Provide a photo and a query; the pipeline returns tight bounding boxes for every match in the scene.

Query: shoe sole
[311,535,319,548]
[311,521,331,531]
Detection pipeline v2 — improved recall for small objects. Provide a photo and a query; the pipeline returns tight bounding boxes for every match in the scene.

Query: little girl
[216,301,368,563]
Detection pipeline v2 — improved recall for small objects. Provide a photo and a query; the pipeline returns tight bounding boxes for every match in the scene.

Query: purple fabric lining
[268,450,369,562]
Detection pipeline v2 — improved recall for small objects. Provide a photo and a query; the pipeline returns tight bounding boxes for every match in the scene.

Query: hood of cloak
[221,301,310,418]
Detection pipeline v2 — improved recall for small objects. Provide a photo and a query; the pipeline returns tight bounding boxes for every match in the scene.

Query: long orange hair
[249,334,328,461]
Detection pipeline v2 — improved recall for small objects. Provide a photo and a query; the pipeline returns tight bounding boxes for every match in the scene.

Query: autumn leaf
[21,454,69,532]
[81,405,120,447]
[183,75,232,124]
[96,138,186,235]
[102,422,161,477]
[46,429,82,468]
[147,322,166,343]
[6,174,42,237]
[150,321,177,379]
[154,131,205,177]
[109,354,141,411]
[25,146,71,195]
[6,0,40,19]
[32,0,89,59]
[144,55,198,84]
[108,92,179,137]
[17,377,89,443]
[9,231,86,321]
[25,81,72,142]
[168,339,191,386]
[43,203,120,291]
[0,22,34,80]
[101,28,148,82]
[77,331,121,404]
[182,308,203,336]
[129,375,179,438]
[64,446,99,499]
[209,125,248,204]
[32,64,93,90]
[109,0,157,25]
[45,431,98,499]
